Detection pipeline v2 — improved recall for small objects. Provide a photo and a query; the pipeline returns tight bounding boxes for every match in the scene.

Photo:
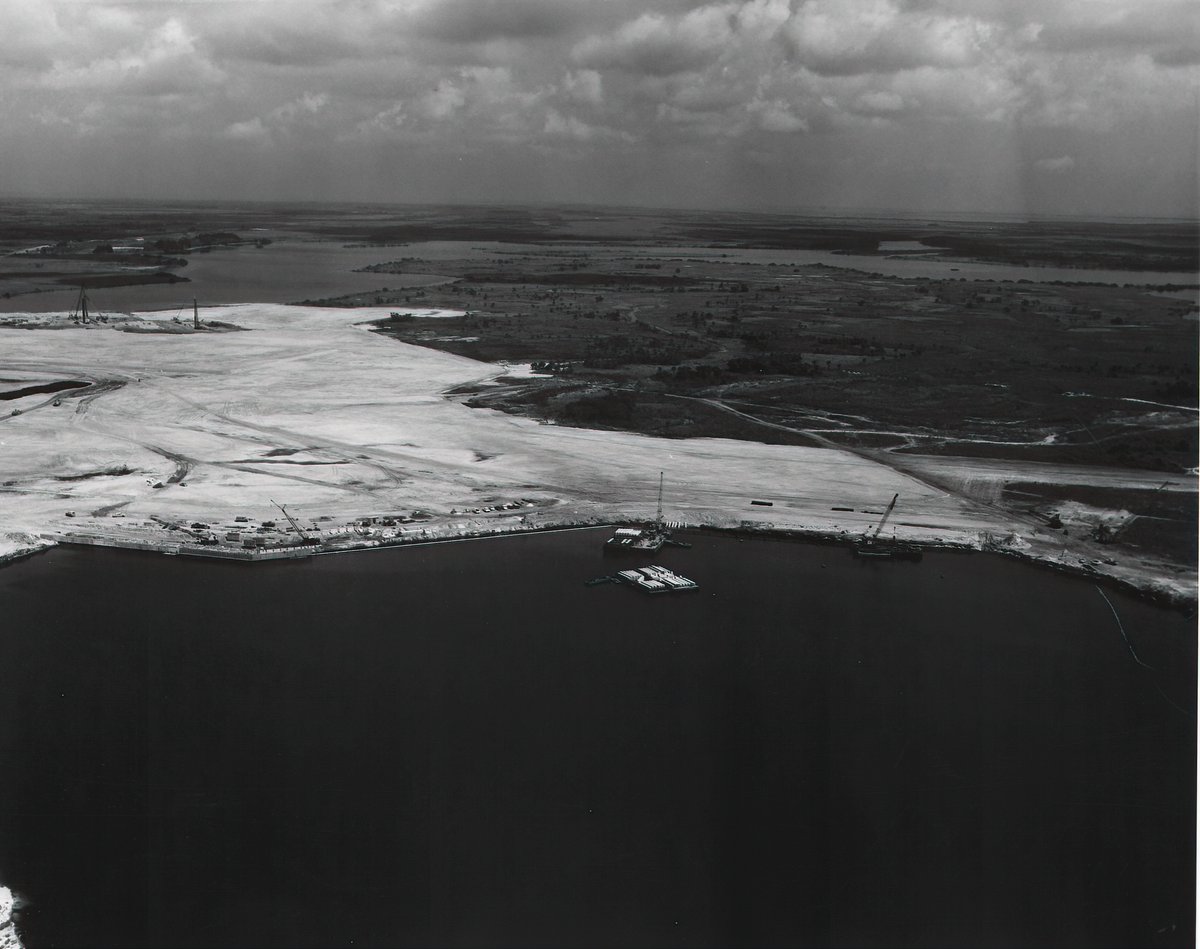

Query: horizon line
[0,193,1196,227]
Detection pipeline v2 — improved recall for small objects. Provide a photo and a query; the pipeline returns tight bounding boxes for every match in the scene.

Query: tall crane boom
[71,286,90,323]
[270,498,311,542]
[869,493,899,540]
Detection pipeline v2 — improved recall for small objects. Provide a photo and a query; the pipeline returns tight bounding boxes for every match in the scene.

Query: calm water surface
[4,238,1193,316]
[2,242,450,314]
[0,530,1193,947]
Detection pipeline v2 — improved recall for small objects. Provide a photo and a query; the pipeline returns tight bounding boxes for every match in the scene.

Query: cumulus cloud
[0,0,1194,213]
[749,98,810,133]
[544,109,604,140]
[422,81,468,120]
[572,12,717,76]
[223,116,269,142]
[561,69,604,105]
[1034,155,1076,173]
[782,0,993,76]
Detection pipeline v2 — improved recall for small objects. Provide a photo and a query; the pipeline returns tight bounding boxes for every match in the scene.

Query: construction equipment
[150,515,210,540]
[70,286,91,324]
[271,498,315,544]
[1094,516,1136,544]
[866,493,899,540]
[852,493,921,560]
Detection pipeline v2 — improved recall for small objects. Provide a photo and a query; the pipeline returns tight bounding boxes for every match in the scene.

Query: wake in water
[1095,585,1154,670]
[1096,585,1194,718]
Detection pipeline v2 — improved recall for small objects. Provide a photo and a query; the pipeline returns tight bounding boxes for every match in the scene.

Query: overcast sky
[2,0,1197,216]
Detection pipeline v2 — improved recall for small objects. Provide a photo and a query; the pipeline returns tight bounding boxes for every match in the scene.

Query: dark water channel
[1,241,449,315]
[0,381,87,402]
[0,530,1193,947]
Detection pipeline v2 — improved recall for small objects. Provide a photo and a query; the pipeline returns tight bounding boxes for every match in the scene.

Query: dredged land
[0,202,1195,604]
[0,300,1193,604]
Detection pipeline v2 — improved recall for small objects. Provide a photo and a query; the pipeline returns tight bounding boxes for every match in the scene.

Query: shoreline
[7,517,1193,614]
[0,302,1193,614]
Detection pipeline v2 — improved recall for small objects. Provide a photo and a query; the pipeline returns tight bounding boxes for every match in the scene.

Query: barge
[616,565,699,594]
[853,539,923,562]
[605,525,667,555]
[851,493,923,561]
[604,471,671,556]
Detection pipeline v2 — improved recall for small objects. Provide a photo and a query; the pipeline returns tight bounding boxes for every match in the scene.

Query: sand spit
[0,304,1194,605]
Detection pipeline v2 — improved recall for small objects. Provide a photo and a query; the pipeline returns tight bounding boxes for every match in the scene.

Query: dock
[61,532,317,561]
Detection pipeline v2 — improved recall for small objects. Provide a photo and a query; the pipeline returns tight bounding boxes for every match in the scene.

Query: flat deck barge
[615,564,699,594]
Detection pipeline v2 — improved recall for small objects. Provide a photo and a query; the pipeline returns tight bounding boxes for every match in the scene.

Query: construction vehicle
[852,493,922,561]
[150,515,212,541]
[271,499,321,546]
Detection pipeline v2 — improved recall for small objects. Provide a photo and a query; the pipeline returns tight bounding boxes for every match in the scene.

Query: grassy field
[348,245,1197,474]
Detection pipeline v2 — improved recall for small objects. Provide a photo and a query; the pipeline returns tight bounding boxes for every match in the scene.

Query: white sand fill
[0,304,1193,601]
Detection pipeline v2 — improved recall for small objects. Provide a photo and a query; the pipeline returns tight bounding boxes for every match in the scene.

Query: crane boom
[71,286,90,323]
[870,493,899,539]
[270,498,310,541]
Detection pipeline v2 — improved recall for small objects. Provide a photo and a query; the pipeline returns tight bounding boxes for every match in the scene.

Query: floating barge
[853,539,923,562]
[615,565,699,594]
[604,471,671,556]
[850,493,923,561]
[604,525,667,555]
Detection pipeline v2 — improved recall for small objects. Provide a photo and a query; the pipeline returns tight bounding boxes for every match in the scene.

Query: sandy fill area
[0,304,1193,601]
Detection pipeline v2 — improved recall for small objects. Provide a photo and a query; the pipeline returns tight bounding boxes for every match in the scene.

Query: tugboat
[604,472,670,556]
[852,493,923,561]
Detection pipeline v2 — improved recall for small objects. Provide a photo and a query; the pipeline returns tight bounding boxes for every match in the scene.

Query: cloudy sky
[2,0,1197,216]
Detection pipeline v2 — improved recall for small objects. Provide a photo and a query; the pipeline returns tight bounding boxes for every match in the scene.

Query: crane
[71,286,91,324]
[866,493,899,541]
[271,498,314,544]
[853,493,922,561]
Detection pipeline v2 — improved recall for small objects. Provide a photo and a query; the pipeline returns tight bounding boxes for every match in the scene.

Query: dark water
[2,242,449,314]
[7,236,1194,318]
[0,530,1193,948]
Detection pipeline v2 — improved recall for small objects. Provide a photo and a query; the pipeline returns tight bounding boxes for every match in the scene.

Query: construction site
[0,298,1193,606]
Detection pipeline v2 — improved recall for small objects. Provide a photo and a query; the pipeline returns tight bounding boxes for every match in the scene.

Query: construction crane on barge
[853,493,921,561]
[866,493,899,541]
